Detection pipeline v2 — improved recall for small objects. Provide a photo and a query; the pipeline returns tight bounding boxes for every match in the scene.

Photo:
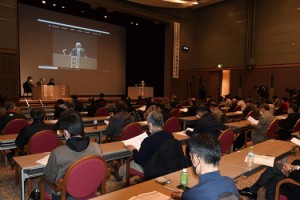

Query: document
[104,120,109,125]
[186,127,194,132]
[128,191,170,200]
[247,116,259,125]
[174,131,187,136]
[244,154,275,167]
[235,111,243,114]
[36,154,50,165]
[290,137,300,146]
[123,132,148,151]
[137,105,146,112]
[180,108,188,113]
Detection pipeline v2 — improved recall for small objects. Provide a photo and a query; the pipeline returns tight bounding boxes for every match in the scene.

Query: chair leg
[15,165,20,185]
[40,176,46,200]
[126,158,131,186]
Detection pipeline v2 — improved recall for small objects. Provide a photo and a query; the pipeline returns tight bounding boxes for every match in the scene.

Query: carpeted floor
[0,149,299,200]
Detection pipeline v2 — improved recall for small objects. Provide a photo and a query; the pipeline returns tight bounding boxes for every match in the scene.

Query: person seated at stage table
[105,100,134,142]
[171,134,239,200]
[36,77,45,86]
[44,110,102,199]
[0,101,26,133]
[53,99,67,119]
[239,159,300,200]
[242,99,260,120]
[15,108,55,152]
[186,105,222,138]
[47,78,55,86]
[277,103,300,140]
[116,111,175,181]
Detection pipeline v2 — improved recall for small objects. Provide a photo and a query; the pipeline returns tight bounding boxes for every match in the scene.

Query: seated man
[44,110,103,198]
[0,101,26,133]
[171,134,239,200]
[116,111,175,181]
[242,99,260,120]
[186,105,222,138]
[15,108,55,151]
[239,160,300,200]
[278,103,300,140]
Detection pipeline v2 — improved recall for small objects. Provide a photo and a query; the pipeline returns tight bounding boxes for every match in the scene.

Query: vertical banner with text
[173,22,180,78]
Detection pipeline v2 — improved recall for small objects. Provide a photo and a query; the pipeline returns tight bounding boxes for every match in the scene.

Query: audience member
[280,97,290,114]
[95,92,107,107]
[44,110,103,198]
[15,108,55,151]
[53,99,67,119]
[242,99,260,119]
[272,95,281,108]
[86,98,100,117]
[186,105,221,138]
[156,102,170,122]
[237,97,246,111]
[105,100,134,141]
[71,95,85,112]
[171,134,239,200]
[169,95,179,109]
[116,111,175,181]
[0,101,26,133]
[239,160,300,200]
[278,103,300,140]
[224,94,232,107]
[227,98,238,112]
[210,102,226,124]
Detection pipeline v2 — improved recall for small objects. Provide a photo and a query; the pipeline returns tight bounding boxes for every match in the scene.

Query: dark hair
[56,99,64,105]
[282,97,288,101]
[71,95,78,100]
[196,105,209,113]
[209,102,218,108]
[30,108,45,121]
[147,111,164,127]
[4,101,15,110]
[259,103,270,111]
[290,103,299,113]
[27,76,32,80]
[99,93,104,98]
[156,102,165,110]
[188,134,221,166]
[57,110,83,136]
[115,100,128,112]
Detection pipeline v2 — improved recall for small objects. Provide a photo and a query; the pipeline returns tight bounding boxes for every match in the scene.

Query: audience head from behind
[209,102,219,110]
[99,92,105,99]
[147,111,164,133]
[30,108,45,122]
[57,110,83,139]
[4,101,16,112]
[196,105,209,118]
[259,103,270,115]
[115,100,129,113]
[288,103,299,114]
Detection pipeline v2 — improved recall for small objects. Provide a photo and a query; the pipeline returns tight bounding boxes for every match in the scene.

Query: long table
[90,139,297,200]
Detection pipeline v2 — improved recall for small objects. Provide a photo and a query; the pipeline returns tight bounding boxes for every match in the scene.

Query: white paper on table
[186,127,194,132]
[36,154,50,165]
[244,154,275,167]
[290,137,300,146]
[137,105,146,112]
[104,120,109,125]
[174,131,187,136]
[123,132,148,151]
[180,108,188,113]
[235,111,243,114]
[128,191,170,200]
[247,116,259,125]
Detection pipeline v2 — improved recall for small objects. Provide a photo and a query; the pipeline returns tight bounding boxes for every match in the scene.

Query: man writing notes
[70,42,87,57]
[171,134,239,200]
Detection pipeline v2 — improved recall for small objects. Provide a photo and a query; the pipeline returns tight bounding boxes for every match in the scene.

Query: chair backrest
[170,108,180,118]
[94,107,109,117]
[119,122,143,140]
[266,119,279,139]
[292,118,300,132]
[234,105,241,111]
[275,178,300,200]
[27,130,60,154]
[218,129,235,155]
[4,118,29,134]
[246,111,253,119]
[164,117,180,133]
[62,155,108,199]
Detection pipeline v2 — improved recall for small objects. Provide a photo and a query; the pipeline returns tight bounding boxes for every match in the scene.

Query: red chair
[266,119,279,139]
[234,105,241,112]
[26,130,60,154]
[3,118,29,134]
[94,107,109,117]
[164,117,180,133]
[170,108,180,118]
[40,155,108,200]
[119,122,143,141]
[275,178,300,200]
[292,118,300,132]
[245,111,253,119]
[218,129,235,155]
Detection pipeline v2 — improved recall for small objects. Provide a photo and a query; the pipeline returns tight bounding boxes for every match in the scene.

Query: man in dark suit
[15,108,55,151]
[278,103,300,140]
[0,101,26,133]
[70,42,87,57]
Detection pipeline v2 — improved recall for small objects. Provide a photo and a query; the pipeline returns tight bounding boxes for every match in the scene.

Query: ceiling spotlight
[42,1,46,4]
[136,23,139,26]
[104,15,108,19]
[53,3,56,6]
[130,22,133,25]
[81,10,85,13]
[62,6,65,8]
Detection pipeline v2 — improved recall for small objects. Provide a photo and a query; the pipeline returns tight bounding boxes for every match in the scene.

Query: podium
[53,54,97,70]
[32,85,70,100]
[128,87,153,99]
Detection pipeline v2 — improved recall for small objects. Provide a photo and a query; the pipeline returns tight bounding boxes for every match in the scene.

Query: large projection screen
[19,4,126,95]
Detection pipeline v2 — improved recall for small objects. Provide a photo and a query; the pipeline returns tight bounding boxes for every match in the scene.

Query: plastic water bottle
[247,146,254,170]
[93,120,97,130]
[180,168,188,189]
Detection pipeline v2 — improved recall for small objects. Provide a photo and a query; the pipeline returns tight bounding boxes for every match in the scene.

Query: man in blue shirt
[171,134,239,200]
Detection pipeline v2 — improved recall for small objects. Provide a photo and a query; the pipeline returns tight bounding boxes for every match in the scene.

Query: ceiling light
[53,3,56,6]
[42,1,46,4]
[62,6,65,8]
[104,15,108,19]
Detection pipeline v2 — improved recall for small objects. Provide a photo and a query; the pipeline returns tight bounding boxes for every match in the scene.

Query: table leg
[182,121,187,130]
[15,165,19,185]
